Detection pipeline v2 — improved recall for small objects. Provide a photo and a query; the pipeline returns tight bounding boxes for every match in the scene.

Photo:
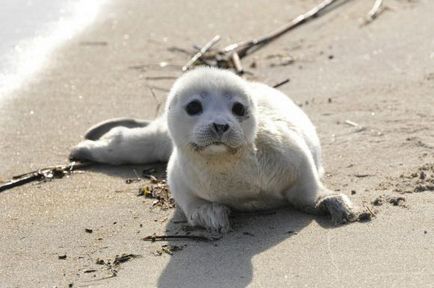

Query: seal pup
[70,67,358,232]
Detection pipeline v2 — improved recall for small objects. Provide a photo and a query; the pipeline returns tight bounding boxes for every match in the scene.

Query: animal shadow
[84,163,342,288]
[157,208,313,288]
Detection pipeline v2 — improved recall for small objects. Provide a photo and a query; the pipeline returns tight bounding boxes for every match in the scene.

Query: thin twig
[148,87,162,117]
[147,85,170,92]
[231,52,244,75]
[144,76,178,80]
[272,78,290,88]
[344,120,360,127]
[353,174,373,178]
[167,46,194,55]
[344,120,367,133]
[182,35,221,71]
[143,234,216,242]
[366,206,376,217]
[365,0,384,24]
[0,162,91,193]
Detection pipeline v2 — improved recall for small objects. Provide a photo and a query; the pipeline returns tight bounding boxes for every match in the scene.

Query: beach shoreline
[0,0,108,102]
[1,0,433,287]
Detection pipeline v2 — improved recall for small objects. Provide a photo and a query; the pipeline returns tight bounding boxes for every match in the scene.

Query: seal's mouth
[190,142,241,155]
[191,142,226,151]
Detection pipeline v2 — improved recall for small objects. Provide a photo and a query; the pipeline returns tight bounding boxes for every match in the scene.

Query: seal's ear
[244,87,258,109]
[166,93,179,111]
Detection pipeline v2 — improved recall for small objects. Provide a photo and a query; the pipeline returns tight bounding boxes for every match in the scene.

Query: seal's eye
[185,100,203,116]
[232,102,246,117]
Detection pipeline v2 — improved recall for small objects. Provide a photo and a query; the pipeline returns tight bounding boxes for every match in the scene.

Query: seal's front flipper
[316,194,358,225]
[84,117,150,140]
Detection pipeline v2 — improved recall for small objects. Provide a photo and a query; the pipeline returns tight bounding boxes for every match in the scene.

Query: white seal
[70,67,358,232]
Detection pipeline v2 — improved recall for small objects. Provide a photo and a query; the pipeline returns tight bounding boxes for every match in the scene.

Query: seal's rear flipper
[71,116,171,165]
[84,117,150,140]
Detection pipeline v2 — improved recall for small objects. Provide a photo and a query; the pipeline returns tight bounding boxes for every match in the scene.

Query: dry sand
[0,0,433,287]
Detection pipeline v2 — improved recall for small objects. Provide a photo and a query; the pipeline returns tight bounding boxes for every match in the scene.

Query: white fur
[70,67,357,232]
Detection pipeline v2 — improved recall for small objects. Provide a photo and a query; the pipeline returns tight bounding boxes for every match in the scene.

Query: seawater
[0,0,106,99]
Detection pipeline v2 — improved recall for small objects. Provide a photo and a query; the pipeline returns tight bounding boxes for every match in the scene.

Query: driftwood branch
[0,162,91,193]
[180,0,349,74]
[223,0,344,58]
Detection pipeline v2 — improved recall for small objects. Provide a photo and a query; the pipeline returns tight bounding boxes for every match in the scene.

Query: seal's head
[166,67,257,155]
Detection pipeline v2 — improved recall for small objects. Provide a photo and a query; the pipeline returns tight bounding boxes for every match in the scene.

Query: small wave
[0,0,107,102]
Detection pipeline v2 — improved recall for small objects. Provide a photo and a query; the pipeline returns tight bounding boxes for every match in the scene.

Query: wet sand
[0,0,433,287]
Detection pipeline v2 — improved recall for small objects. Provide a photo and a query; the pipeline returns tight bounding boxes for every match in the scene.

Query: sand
[0,0,433,287]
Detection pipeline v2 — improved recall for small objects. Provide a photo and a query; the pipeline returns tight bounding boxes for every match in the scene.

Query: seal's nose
[213,123,230,135]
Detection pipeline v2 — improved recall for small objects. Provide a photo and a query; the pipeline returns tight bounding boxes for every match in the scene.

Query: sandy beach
[1,0,433,287]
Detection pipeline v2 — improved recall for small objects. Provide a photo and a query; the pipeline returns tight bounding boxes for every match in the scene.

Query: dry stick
[0,162,91,193]
[366,0,384,22]
[366,206,376,217]
[143,235,214,242]
[182,35,221,71]
[231,52,244,75]
[149,87,162,117]
[0,174,43,193]
[222,0,347,59]
[10,162,89,179]
[190,45,214,66]
[167,46,195,56]
[144,76,178,80]
[344,120,360,127]
[147,85,170,92]
[272,78,290,88]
